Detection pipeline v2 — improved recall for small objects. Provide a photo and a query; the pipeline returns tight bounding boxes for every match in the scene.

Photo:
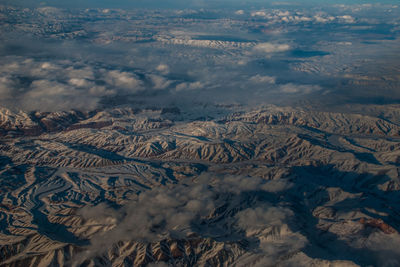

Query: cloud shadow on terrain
[285,164,400,266]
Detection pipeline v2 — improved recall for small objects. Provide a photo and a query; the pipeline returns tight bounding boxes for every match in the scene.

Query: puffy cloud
[0,56,147,111]
[250,228,308,267]
[279,83,321,94]
[175,81,204,91]
[292,15,312,22]
[253,42,291,54]
[248,9,354,25]
[77,203,120,224]
[73,175,295,264]
[250,75,276,84]
[149,74,172,90]
[277,10,290,17]
[354,232,400,266]
[235,204,307,266]
[236,206,292,231]
[155,63,169,75]
[337,41,352,46]
[20,79,109,111]
[0,76,15,99]
[251,10,268,17]
[65,66,95,80]
[237,59,248,65]
[36,6,62,15]
[338,15,355,24]
[314,14,335,23]
[334,3,376,13]
[235,10,244,15]
[258,179,293,193]
[103,70,143,92]
[68,78,92,88]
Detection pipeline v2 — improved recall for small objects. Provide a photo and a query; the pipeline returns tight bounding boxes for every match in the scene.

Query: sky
[2,0,399,8]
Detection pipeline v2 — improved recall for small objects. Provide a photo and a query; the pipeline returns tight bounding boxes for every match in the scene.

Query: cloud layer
[0,56,147,111]
[0,4,399,112]
[74,175,299,264]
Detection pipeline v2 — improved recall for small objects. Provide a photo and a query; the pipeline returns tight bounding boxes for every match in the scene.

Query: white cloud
[253,42,290,54]
[73,175,295,264]
[314,14,336,23]
[65,66,95,80]
[251,11,268,17]
[236,204,307,266]
[0,76,15,99]
[337,41,352,46]
[40,62,57,70]
[235,10,244,15]
[104,70,143,92]
[338,15,355,24]
[279,83,321,94]
[68,78,92,88]
[236,206,292,231]
[78,203,120,225]
[149,74,172,90]
[36,6,62,15]
[250,75,276,84]
[0,56,147,111]
[292,16,313,22]
[355,232,400,266]
[21,79,108,111]
[248,9,351,25]
[156,63,169,75]
[175,81,204,92]
[237,59,248,66]
[255,228,308,266]
[277,11,290,17]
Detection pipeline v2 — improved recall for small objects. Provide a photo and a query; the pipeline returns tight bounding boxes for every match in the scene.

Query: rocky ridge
[0,105,399,266]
